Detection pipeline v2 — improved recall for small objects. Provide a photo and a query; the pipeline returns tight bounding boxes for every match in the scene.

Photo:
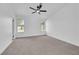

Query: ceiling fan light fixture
[29,3,47,14]
[37,10,39,12]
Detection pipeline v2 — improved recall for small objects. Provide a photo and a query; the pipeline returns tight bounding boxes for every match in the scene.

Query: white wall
[0,17,12,54]
[15,15,46,38]
[46,4,79,46]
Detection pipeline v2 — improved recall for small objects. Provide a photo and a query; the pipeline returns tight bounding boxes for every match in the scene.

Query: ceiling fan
[29,3,47,14]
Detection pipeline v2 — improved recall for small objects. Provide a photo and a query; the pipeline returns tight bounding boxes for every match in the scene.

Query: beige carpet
[2,35,79,55]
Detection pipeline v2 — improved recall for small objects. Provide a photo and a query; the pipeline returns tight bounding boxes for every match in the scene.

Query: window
[17,18,24,32]
[40,22,46,32]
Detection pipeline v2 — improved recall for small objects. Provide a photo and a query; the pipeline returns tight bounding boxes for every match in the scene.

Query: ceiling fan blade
[38,12,41,14]
[29,7,36,10]
[32,11,36,14]
[37,3,42,9]
[39,3,42,9]
[40,10,47,12]
[32,10,37,14]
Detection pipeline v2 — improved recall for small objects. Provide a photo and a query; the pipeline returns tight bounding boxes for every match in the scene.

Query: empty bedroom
[0,3,79,55]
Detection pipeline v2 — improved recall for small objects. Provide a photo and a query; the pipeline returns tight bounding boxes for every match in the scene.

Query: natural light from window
[17,18,24,32]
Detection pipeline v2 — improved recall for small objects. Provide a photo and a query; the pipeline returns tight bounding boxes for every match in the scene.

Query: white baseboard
[16,34,46,39]
[16,33,46,38]
[47,33,79,47]
[0,40,13,55]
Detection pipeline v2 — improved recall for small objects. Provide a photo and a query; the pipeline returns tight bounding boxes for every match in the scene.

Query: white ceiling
[0,3,66,19]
